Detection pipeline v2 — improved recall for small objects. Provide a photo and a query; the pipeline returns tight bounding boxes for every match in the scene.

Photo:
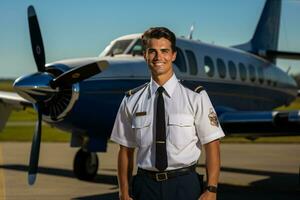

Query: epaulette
[194,85,205,93]
[125,82,149,97]
[178,80,205,93]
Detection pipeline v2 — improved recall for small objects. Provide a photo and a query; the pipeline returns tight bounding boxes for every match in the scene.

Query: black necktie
[155,86,168,171]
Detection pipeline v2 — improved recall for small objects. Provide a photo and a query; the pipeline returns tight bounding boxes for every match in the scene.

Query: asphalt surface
[0,142,299,200]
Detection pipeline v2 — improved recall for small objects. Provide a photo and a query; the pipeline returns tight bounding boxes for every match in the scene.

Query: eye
[161,49,170,54]
[148,49,156,54]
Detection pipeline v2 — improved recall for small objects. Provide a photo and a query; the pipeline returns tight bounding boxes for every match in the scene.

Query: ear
[143,50,147,60]
[171,51,177,62]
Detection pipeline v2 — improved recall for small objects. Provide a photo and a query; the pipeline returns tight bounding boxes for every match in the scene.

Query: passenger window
[217,58,226,79]
[249,64,256,82]
[258,67,264,84]
[239,63,247,81]
[174,47,187,72]
[204,56,214,77]
[228,61,237,80]
[185,50,198,75]
[267,80,272,86]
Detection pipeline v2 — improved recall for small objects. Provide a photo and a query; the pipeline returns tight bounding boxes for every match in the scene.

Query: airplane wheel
[73,149,99,181]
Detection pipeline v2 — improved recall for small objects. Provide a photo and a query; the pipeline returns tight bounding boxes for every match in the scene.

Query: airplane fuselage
[44,35,297,151]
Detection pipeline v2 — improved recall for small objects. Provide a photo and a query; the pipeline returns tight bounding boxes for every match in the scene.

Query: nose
[154,51,163,60]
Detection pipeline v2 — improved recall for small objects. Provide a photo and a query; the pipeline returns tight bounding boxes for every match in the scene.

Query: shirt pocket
[168,114,196,150]
[132,115,152,147]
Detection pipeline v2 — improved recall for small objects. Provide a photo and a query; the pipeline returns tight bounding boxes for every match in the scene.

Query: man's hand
[119,194,133,200]
[199,190,216,200]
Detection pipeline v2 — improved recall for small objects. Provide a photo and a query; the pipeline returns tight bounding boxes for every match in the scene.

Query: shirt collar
[149,73,178,98]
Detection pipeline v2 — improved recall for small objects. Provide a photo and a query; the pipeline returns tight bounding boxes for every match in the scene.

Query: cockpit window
[106,39,133,56]
[128,39,143,56]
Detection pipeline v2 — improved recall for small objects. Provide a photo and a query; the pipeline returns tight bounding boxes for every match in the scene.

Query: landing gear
[73,148,99,180]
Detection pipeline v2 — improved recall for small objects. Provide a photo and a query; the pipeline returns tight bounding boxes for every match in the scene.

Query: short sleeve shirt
[110,74,225,170]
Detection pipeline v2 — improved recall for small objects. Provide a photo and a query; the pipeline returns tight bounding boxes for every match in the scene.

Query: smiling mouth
[153,62,164,66]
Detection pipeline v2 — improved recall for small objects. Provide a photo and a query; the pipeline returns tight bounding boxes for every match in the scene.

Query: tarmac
[0,142,299,200]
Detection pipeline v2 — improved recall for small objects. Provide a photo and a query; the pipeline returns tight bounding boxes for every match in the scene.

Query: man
[110,27,225,200]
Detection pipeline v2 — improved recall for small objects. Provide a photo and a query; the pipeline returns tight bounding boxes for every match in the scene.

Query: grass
[0,80,13,91]
[221,135,300,143]
[0,124,70,142]
[276,97,300,111]
[0,106,70,142]
[0,110,70,142]
[8,108,37,121]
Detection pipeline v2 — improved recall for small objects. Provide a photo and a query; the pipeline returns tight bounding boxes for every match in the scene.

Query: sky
[0,0,300,79]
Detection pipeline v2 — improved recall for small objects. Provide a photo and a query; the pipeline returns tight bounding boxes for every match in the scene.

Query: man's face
[143,38,176,77]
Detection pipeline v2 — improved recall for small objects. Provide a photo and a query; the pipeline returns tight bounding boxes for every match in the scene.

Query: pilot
[110,27,225,200]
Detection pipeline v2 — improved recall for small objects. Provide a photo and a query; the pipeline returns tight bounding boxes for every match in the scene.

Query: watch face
[206,186,217,193]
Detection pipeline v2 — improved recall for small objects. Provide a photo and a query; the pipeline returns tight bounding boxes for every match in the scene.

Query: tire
[73,149,99,181]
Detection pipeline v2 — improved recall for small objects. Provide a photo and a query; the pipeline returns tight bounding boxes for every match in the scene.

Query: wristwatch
[206,185,218,193]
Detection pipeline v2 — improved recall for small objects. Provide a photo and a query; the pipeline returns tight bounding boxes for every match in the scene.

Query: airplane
[0,0,300,185]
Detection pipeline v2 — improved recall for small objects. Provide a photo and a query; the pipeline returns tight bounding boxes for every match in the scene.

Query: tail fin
[251,0,281,53]
[234,0,282,63]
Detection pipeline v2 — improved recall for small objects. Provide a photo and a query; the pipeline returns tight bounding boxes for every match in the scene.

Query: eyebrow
[147,48,171,51]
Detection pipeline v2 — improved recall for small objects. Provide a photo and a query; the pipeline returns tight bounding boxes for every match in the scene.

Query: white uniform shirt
[110,74,225,171]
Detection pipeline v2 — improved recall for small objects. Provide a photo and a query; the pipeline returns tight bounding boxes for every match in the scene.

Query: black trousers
[131,171,203,200]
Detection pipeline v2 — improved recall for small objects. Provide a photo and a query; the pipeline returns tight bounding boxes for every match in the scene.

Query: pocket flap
[132,115,151,128]
[168,114,194,127]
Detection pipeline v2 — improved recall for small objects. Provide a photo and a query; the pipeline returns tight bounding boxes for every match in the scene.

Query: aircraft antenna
[188,23,195,40]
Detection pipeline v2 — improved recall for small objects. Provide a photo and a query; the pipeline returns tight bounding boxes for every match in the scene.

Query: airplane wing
[218,110,300,137]
[0,91,32,131]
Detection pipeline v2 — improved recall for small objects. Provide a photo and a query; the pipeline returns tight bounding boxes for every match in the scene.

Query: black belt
[137,164,196,181]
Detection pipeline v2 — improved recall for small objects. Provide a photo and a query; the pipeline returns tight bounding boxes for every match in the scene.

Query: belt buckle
[155,172,168,181]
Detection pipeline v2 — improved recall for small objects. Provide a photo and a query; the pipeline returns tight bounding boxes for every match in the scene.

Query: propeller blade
[28,103,42,185]
[51,60,109,88]
[28,5,45,72]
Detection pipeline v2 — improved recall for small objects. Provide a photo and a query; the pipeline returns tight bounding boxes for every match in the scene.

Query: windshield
[106,39,133,56]
[128,39,143,56]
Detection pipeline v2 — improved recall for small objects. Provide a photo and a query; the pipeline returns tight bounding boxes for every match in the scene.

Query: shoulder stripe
[178,81,205,93]
[125,82,149,97]
[194,85,205,93]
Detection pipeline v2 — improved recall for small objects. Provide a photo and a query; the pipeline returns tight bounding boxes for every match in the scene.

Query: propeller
[28,103,42,185]
[23,5,109,185]
[28,5,45,72]
[26,5,44,186]
[50,60,109,88]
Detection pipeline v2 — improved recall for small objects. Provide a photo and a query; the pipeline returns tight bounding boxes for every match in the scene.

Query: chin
[152,69,166,76]
[151,67,164,74]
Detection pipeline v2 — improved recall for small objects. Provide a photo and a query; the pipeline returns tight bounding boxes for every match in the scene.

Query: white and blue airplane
[0,0,299,185]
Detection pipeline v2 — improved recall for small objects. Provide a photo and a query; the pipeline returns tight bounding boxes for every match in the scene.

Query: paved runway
[0,142,299,200]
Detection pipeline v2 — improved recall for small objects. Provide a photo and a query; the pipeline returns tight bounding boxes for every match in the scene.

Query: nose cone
[13,72,57,103]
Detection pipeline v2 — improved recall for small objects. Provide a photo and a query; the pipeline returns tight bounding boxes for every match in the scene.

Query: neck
[152,71,173,86]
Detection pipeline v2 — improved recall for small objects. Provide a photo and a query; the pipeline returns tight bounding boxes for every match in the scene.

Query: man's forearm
[205,139,221,186]
[118,145,134,196]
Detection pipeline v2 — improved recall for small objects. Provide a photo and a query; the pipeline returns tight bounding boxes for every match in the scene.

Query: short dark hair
[141,27,176,52]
